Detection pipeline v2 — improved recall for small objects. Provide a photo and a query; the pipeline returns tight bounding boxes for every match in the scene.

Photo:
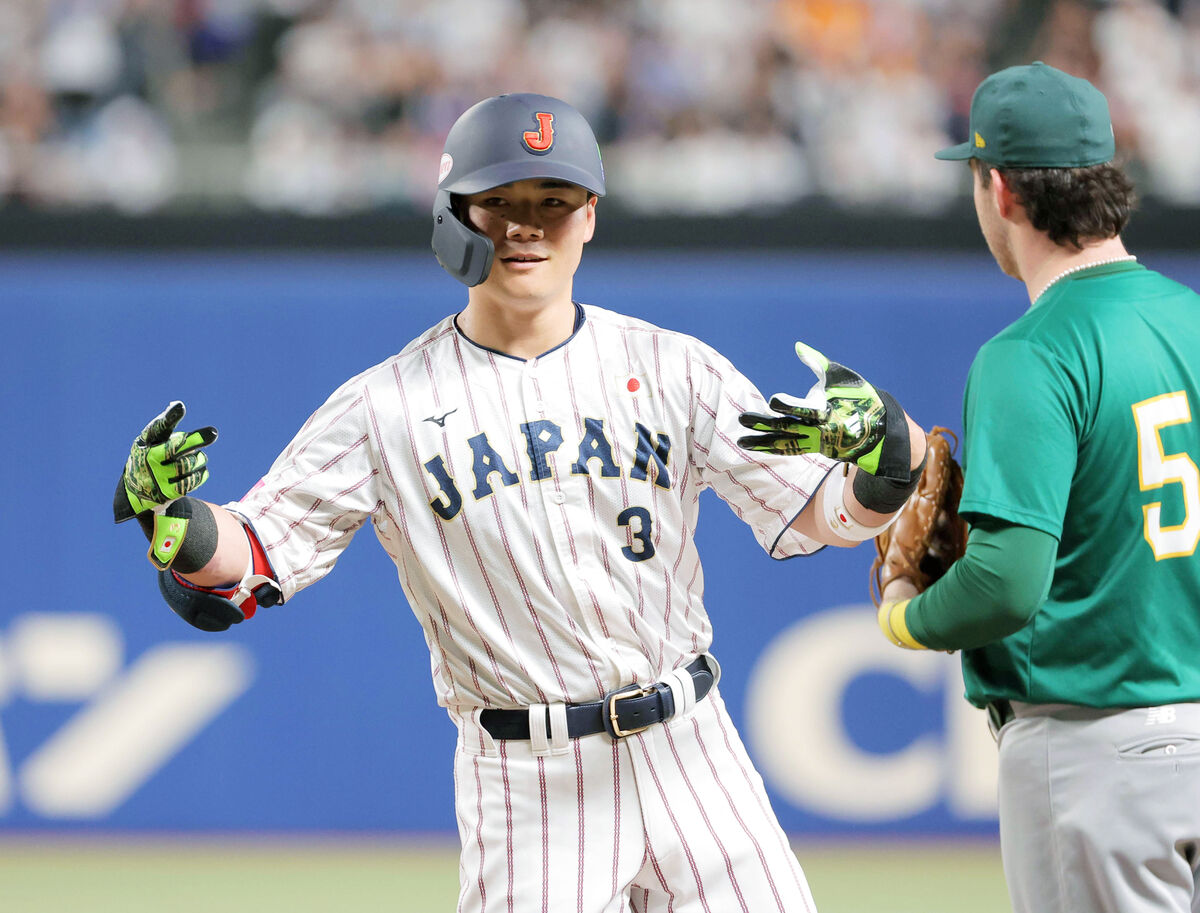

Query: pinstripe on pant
[453,688,819,913]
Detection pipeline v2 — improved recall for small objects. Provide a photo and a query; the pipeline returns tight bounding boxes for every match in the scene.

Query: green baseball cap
[935,61,1115,167]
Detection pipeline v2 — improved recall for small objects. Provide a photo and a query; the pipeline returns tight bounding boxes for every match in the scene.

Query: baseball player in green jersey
[878,62,1200,913]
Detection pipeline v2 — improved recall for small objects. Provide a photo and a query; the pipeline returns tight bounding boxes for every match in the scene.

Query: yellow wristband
[877,599,927,650]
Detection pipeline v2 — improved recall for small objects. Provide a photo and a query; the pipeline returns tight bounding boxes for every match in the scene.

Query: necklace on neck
[1032,255,1138,303]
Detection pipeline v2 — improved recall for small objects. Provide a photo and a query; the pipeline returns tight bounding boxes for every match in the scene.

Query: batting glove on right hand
[113,401,218,523]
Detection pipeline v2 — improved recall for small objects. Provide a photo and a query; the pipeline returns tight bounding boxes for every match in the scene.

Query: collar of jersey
[454,302,586,361]
[1033,260,1145,307]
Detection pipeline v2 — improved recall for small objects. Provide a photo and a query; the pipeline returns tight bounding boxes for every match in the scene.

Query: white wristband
[821,469,897,542]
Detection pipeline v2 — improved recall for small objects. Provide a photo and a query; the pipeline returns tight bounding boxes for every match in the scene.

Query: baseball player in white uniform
[114,93,929,912]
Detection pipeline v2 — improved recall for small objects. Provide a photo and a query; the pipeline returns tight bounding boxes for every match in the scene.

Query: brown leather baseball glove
[870,427,969,605]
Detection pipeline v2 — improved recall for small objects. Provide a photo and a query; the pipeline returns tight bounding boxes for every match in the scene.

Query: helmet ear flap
[431,189,495,287]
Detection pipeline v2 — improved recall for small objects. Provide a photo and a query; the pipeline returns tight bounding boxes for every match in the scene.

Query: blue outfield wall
[2,249,1196,837]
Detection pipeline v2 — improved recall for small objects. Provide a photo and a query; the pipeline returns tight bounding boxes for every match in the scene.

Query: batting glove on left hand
[113,401,218,523]
[738,342,909,481]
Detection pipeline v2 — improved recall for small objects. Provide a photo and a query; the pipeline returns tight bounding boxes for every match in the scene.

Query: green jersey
[958,260,1200,708]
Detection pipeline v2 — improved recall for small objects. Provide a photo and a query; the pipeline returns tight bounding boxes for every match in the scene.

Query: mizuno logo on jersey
[424,408,458,427]
[422,419,671,521]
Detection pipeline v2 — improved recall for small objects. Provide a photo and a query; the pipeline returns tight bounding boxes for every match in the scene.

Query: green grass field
[0,837,1010,912]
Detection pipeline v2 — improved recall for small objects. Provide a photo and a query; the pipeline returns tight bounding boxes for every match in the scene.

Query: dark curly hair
[973,159,1136,250]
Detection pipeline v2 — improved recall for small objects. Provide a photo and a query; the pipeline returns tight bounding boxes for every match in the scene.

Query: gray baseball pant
[993,701,1200,913]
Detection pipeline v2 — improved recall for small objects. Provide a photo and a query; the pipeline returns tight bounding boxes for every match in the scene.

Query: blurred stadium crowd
[1,0,1197,215]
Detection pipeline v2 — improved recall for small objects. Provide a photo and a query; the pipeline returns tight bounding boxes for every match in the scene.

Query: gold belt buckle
[606,685,654,738]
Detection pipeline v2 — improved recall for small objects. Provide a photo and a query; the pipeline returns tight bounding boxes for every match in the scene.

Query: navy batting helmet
[431,93,606,287]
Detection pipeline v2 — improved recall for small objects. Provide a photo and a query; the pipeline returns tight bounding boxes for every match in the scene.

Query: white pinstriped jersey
[230,304,834,712]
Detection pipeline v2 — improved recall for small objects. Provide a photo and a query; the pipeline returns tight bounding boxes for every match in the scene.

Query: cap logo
[522,112,556,155]
[974,131,986,149]
[438,153,453,184]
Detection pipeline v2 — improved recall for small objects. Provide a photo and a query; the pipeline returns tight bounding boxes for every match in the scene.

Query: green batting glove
[738,342,909,480]
[113,401,218,523]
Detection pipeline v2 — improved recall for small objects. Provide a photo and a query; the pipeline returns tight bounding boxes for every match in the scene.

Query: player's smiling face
[463,178,596,305]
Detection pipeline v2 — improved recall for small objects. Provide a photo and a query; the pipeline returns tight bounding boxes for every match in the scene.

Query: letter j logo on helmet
[522,112,556,154]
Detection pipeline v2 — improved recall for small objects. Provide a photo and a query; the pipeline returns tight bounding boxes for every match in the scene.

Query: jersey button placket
[523,359,568,518]
[523,359,615,668]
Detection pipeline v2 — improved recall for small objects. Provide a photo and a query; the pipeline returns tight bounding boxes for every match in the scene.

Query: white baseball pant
[451,685,818,913]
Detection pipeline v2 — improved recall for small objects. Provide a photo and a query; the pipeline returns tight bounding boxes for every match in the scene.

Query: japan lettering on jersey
[230,305,833,711]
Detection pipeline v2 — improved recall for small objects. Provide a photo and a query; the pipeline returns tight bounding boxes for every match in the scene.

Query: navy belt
[987,700,1015,731]
[480,657,714,741]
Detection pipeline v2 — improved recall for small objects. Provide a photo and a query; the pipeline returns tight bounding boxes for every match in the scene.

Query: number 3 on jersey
[617,506,655,562]
[1133,391,1200,560]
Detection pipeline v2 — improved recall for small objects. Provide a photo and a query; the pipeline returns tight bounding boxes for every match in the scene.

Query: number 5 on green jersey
[1133,390,1200,560]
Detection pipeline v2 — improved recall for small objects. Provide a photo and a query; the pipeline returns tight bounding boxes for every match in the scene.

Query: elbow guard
[158,521,281,632]
[159,570,251,632]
